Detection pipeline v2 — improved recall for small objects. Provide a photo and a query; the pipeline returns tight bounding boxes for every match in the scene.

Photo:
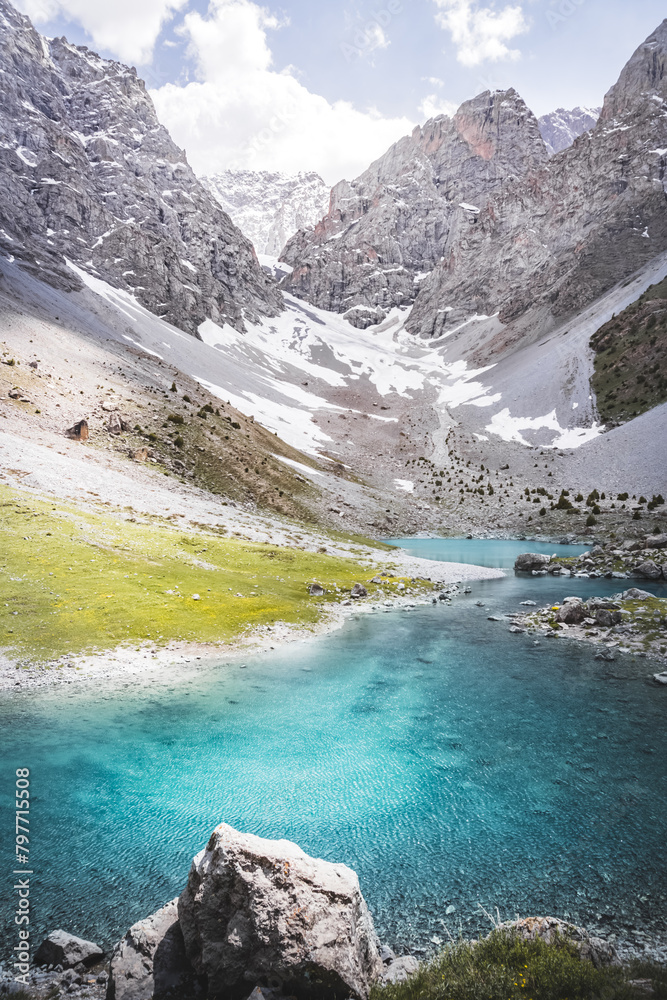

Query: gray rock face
[646,533,667,549]
[635,560,662,579]
[202,171,330,258]
[0,0,281,335]
[280,89,548,324]
[34,929,103,969]
[538,107,601,155]
[514,553,551,573]
[381,956,419,984]
[407,20,667,348]
[178,823,383,1000]
[107,899,197,1000]
[498,917,618,969]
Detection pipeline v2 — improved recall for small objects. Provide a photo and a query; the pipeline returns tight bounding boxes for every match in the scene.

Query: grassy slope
[373,930,667,1000]
[0,485,397,665]
[591,277,667,426]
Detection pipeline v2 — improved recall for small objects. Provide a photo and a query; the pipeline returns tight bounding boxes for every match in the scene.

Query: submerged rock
[34,930,103,970]
[178,823,383,1000]
[107,899,197,1000]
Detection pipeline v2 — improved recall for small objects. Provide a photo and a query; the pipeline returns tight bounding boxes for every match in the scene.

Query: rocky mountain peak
[538,106,601,155]
[202,169,330,256]
[601,19,667,120]
[0,0,282,335]
[280,87,546,327]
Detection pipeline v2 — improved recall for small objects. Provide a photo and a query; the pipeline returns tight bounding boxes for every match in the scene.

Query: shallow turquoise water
[1,542,666,956]
[385,536,589,568]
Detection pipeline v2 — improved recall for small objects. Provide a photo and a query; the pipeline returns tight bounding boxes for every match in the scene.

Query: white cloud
[150,0,413,185]
[419,94,459,119]
[13,0,187,64]
[432,0,528,67]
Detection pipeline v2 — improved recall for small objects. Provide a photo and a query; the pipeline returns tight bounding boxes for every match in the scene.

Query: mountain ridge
[0,0,281,336]
[202,169,330,257]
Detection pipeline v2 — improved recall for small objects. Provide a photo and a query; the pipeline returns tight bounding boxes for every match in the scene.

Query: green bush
[371,930,666,1000]
[167,413,184,425]
[586,514,597,527]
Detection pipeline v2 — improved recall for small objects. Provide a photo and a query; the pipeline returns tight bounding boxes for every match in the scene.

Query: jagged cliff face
[406,19,667,348]
[280,89,548,328]
[538,107,600,155]
[202,170,330,257]
[0,0,281,335]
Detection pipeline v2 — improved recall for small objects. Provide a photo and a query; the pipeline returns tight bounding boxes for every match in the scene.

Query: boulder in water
[514,553,551,573]
[178,823,383,999]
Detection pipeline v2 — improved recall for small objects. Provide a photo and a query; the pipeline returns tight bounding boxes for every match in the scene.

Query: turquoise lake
[1,540,666,956]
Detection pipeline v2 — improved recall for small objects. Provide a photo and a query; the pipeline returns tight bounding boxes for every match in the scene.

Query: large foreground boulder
[178,823,383,1000]
[107,899,198,1000]
[514,553,551,573]
[34,929,103,969]
[498,917,618,968]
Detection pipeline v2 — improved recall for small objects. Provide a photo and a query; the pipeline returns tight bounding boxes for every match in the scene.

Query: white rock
[178,823,383,999]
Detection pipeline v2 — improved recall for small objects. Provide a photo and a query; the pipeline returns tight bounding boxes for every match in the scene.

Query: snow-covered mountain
[538,106,601,155]
[202,170,330,256]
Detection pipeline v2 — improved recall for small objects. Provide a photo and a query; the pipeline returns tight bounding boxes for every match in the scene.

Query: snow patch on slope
[485,408,604,448]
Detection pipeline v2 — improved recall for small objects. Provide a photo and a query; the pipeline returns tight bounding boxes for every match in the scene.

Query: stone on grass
[308,582,325,596]
[65,419,89,442]
[497,917,618,968]
[351,583,368,598]
[622,588,654,600]
[107,899,197,1000]
[35,930,103,970]
[178,823,383,1000]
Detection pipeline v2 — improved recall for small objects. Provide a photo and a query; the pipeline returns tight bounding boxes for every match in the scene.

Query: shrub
[167,414,184,425]
[174,436,184,449]
[586,514,597,527]
[183,394,192,403]
[170,382,177,392]
[370,929,648,1000]
[618,492,629,501]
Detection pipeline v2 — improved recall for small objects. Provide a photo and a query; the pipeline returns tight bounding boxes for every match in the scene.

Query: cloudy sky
[13,0,666,184]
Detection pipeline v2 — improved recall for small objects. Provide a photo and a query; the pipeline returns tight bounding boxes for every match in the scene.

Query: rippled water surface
[1,541,666,954]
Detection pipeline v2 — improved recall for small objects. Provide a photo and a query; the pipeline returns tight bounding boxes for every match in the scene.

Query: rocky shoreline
[2,824,664,1000]
[506,545,667,668]
[0,560,503,693]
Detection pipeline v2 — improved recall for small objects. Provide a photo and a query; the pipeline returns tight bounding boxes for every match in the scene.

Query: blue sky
[14,0,667,183]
